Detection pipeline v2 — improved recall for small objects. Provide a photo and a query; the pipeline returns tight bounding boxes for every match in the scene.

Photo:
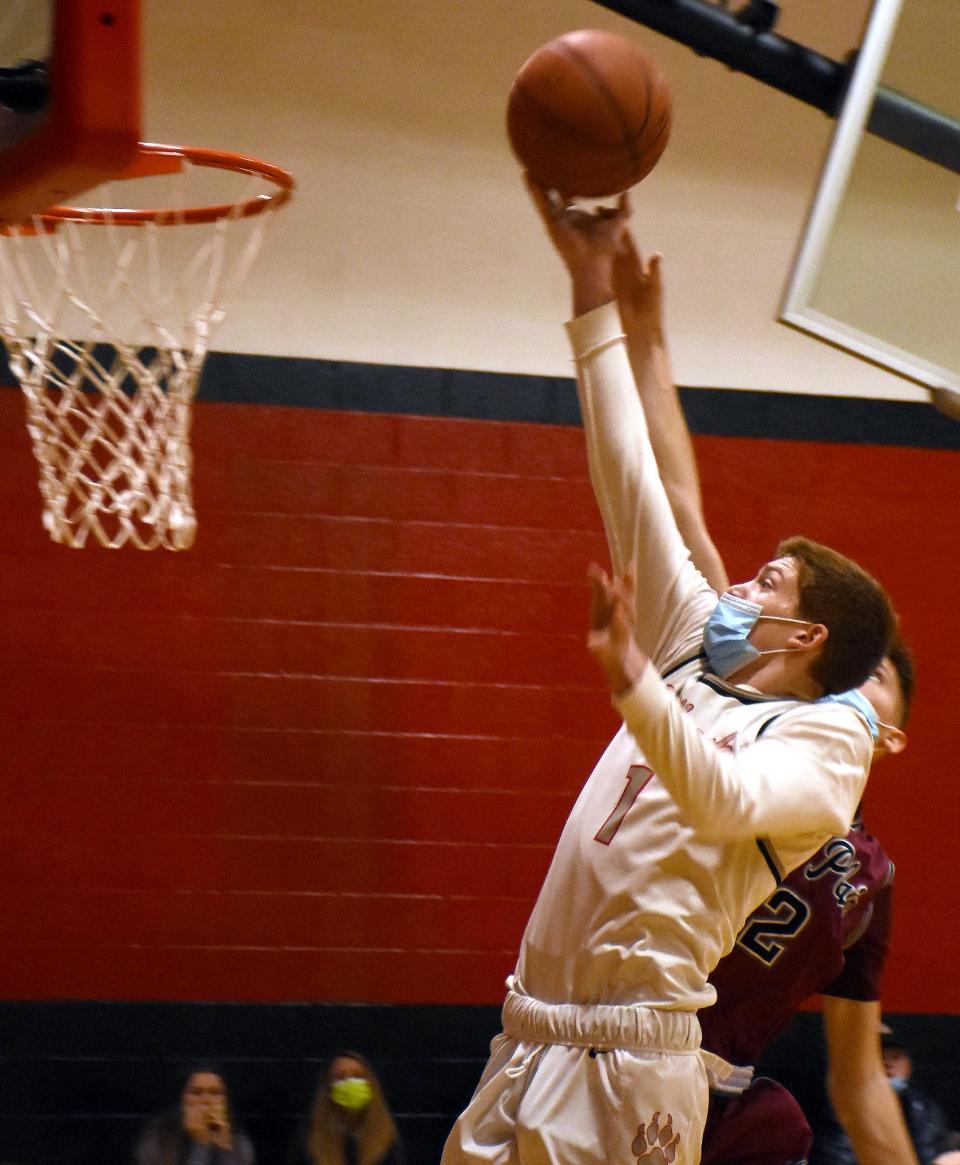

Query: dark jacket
[134,1117,256,1165]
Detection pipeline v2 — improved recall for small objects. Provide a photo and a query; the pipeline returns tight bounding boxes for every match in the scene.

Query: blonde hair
[306,1052,400,1165]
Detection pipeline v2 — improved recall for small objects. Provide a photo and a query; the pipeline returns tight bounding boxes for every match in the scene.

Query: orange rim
[26,142,295,227]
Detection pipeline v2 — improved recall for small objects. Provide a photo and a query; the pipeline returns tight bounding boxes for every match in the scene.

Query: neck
[728,655,823,701]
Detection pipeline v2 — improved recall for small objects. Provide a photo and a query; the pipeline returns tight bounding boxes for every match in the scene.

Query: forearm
[626,333,729,593]
[568,304,712,663]
[626,333,689,496]
[614,671,865,840]
[568,301,653,567]
[824,996,920,1165]
[831,1069,918,1165]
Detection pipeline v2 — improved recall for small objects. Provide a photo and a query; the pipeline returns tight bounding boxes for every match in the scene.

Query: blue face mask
[702,593,765,678]
[819,688,879,740]
[703,592,819,680]
[889,1075,908,1093]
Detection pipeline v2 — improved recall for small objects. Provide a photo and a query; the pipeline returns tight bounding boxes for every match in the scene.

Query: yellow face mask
[331,1077,373,1112]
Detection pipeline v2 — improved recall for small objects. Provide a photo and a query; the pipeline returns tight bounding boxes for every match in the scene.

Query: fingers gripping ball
[507,29,672,198]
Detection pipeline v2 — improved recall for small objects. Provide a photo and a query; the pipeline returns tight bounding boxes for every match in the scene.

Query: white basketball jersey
[511,303,872,1014]
[514,657,868,1010]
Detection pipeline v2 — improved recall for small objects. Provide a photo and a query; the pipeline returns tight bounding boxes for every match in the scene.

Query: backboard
[0,0,140,226]
[780,0,960,401]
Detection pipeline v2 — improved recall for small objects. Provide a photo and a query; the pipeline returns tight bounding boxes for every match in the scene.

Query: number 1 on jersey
[594,765,653,845]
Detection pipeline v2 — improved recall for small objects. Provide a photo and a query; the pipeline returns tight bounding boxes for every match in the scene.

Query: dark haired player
[613,235,919,1165]
[699,679,914,1165]
[442,188,898,1165]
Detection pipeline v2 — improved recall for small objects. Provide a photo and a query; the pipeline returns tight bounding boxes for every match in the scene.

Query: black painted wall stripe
[3,351,959,449]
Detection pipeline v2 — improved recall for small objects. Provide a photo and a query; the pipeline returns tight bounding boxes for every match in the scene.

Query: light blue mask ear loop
[818,687,880,739]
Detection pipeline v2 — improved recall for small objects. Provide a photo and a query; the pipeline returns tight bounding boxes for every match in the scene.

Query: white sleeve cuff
[565,302,624,362]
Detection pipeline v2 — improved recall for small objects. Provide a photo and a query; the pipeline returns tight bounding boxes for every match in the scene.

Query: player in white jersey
[612,234,919,1165]
[440,185,897,1165]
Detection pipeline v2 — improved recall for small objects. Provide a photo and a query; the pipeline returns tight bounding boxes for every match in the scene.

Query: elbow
[825,806,855,838]
[807,800,853,842]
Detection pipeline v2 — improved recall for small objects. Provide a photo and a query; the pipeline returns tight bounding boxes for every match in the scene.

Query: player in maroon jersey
[702,817,896,1071]
[613,233,919,1165]
[699,804,906,1165]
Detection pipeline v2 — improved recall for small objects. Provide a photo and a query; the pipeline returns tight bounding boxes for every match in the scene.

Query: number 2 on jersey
[736,887,811,965]
[594,765,653,845]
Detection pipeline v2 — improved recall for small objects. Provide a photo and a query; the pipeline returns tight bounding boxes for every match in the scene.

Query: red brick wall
[0,387,956,1011]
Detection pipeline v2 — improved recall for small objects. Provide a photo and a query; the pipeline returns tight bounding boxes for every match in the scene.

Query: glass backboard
[780,0,960,402]
[0,1,53,152]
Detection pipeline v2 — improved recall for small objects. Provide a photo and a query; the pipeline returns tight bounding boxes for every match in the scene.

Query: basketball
[507,29,672,199]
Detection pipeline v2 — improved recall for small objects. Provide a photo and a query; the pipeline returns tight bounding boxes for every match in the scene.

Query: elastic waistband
[502,990,702,1054]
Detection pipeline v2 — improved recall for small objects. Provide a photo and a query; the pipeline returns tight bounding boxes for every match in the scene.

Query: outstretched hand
[587,563,647,697]
[614,232,665,345]
[525,174,633,314]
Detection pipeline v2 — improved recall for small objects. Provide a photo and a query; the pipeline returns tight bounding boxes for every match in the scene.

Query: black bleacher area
[0,1001,500,1165]
[1,1003,958,1164]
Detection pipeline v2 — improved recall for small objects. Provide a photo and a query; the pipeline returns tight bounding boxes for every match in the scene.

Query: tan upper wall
[141,0,932,401]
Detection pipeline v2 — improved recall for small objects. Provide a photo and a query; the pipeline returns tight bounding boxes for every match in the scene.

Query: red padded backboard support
[0,0,141,226]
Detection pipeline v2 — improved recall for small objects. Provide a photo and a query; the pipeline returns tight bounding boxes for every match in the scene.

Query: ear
[877,726,908,757]
[788,623,828,650]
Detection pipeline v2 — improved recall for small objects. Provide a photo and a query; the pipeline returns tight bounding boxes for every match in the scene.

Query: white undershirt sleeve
[566,302,715,671]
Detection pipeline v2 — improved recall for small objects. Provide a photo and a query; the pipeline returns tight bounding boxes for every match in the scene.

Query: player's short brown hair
[776,535,896,696]
[886,630,915,727]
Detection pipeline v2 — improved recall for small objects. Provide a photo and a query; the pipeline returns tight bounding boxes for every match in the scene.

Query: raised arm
[613,234,729,593]
[527,178,714,668]
[524,176,626,318]
[823,996,921,1165]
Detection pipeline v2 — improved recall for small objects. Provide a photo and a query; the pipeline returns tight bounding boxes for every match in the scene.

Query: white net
[0,150,290,549]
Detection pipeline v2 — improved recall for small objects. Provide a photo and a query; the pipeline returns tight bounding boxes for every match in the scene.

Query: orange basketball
[507,29,672,199]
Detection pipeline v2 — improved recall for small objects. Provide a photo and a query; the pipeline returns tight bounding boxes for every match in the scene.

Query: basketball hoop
[0,141,294,549]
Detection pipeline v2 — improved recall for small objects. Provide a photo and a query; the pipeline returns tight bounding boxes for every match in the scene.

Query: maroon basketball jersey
[701,1077,813,1165]
[700,822,894,1066]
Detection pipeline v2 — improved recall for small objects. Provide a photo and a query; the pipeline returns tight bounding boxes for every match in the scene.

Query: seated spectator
[820,1033,951,1165]
[133,1064,255,1164]
[289,1051,405,1165]
[882,1034,950,1165]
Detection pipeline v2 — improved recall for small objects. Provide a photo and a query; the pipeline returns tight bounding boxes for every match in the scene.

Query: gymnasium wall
[1,357,958,1162]
[143,0,930,402]
[3,364,958,1010]
[1,1,958,1163]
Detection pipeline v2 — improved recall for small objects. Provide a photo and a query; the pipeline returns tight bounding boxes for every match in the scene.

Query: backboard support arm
[591,0,960,173]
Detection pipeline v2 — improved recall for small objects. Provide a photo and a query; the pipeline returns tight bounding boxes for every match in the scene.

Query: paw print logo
[632,1111,680,1165]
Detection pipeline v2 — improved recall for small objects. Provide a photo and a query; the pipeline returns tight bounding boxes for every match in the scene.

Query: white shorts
[442,990,709,1165]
